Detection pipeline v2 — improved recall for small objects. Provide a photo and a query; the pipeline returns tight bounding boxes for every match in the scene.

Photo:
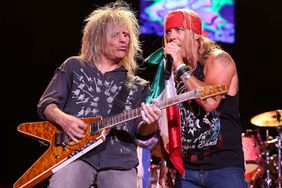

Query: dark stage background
[2,0,282,187]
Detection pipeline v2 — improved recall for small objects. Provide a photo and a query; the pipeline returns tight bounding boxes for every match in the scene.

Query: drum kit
[244,109,282,188]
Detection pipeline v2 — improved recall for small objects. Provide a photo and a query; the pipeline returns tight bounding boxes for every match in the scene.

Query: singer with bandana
[144,9,247,188]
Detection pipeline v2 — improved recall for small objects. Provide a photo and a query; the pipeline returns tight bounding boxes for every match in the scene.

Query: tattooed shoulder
[215,51,233,67]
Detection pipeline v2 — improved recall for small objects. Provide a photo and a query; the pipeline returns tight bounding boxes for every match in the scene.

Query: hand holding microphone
[164,42,183,80]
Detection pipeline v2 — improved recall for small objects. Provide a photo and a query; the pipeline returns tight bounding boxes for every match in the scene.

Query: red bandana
[165,11,206,36]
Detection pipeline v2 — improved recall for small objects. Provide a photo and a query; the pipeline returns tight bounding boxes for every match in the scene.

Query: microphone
[164,54,173,80]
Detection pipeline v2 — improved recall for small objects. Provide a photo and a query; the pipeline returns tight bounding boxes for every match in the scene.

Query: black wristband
[177,66,190,79]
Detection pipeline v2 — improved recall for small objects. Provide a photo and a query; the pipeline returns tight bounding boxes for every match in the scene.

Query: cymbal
[251,109,282,127]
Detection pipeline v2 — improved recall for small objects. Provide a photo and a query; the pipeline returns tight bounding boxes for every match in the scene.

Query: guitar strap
[109,75,132,116]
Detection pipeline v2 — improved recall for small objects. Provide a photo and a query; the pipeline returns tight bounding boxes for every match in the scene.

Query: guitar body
[14,117,103,188]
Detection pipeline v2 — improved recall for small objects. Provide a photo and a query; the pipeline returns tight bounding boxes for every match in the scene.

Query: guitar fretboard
[90,89,198,133]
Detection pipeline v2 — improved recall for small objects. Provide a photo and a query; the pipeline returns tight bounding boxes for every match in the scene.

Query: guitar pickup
[90,122,99,136]
[55,133,69,147]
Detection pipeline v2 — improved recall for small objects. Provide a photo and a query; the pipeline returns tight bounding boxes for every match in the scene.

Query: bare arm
[181,50,237,112]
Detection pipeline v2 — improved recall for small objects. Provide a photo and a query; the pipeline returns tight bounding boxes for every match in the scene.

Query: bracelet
[176,63,186,72]
[159,160,168,167]
[177,66,190,79]
[180,71,193,81]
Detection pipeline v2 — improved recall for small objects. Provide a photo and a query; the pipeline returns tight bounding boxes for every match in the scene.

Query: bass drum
[242,132,265,184]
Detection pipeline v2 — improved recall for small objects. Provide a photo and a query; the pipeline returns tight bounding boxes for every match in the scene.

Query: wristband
[176,63,186,72]
[180,71,193,81]
[159,160,168,167]
[177,66,190,79]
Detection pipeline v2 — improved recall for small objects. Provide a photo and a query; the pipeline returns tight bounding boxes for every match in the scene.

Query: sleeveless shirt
[175,63,245,170]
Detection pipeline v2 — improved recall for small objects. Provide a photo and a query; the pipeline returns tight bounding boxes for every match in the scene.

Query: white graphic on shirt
[70,68,138,132]
[175,78,221,154]
[181,107,220,152]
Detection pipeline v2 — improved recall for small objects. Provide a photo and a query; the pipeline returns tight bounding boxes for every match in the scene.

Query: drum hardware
[251,109,282,188]
[265,138,278,144]
[262,138,277,154]
[277,123,282,188]
[265,129,272,188]
[269,154,282,180]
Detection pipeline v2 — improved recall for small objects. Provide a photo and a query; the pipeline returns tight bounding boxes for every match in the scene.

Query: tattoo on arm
[216,52,232,67]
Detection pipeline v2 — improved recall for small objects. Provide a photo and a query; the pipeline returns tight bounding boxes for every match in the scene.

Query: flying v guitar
[14,84,227,188]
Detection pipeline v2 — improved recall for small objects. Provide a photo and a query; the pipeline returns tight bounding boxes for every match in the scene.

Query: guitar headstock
[196,84,227,100]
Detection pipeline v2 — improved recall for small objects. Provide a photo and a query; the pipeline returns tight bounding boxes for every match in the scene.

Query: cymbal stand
[276,110,282,188]
[265,129,272,188]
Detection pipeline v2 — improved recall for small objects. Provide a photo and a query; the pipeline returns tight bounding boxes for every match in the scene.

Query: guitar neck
[157,89,197,109]
[94,89,197,130]
[92,84,226,131]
